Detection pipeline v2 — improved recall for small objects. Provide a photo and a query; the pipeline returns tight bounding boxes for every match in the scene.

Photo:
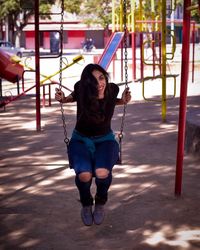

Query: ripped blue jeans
[68,130,119,206]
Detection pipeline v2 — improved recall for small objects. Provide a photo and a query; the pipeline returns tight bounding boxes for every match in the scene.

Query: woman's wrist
[121,98,126,104]
[64,94,74,103]
[116,98,125,105]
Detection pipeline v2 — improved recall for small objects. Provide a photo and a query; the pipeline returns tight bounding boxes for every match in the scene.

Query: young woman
[55,63,131,226]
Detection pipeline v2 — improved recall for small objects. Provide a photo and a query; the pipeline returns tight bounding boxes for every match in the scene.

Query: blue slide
[98,32,124,70]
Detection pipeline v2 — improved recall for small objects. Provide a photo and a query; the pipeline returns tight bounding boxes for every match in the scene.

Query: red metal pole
[192,22,195,83]
[35,0,41,131]
[152,32,155,78]
[113,55,116,81]
[42,85,45,107]
[175,0,191,196]
[140,32,144,80]
[49,84,51,106]
[132,32,136,80]
[121,40,123,82]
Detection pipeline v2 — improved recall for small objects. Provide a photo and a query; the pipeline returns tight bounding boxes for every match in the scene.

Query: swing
[58,0,129,165]
[117,0,129,164]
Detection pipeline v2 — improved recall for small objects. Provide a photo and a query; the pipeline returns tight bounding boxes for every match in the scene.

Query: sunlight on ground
[159,124,177,129]
[8,146,29,151]
[130,130,150,136]
[115,164,169,176]
[20,239,41,249]
[44,160,69,169]
[142,226,200,249]
[8,229,26,241]
[150,128,176,137]
[124,164,154,173]
[8,229,40,248]
[111,183,131,191]
[21,120,46,130]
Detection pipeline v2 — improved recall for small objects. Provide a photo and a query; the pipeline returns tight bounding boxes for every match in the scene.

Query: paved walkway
[0,49,200,249]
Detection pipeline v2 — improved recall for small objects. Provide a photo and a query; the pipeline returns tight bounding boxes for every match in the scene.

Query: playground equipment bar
[175,0,191,196]
[161,0,167,122]
[35,0,41,132]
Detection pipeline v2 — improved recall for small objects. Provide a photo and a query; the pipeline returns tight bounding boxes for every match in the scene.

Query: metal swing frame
[117,0,129,164]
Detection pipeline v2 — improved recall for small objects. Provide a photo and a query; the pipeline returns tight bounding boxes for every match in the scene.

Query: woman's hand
[55,88,65,103]
[121,87,131,104]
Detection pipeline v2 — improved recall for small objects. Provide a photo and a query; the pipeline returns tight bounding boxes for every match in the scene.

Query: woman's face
[92,69,106,99]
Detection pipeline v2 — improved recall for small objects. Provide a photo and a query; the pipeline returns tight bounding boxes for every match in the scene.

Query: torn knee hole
[78,172,92,182]
[95,168,109,179]
[96,174,108,179]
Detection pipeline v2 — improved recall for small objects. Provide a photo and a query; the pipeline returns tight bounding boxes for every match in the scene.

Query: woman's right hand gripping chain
[55,88,65,103]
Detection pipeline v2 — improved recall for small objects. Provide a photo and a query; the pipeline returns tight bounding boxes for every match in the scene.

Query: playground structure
[1,2,200,249]
[0,49,84,108]
[0,0,200,197]
[111,0,200,121]
[1,0,199,121]
[109,0,200,196]
[98,32,125,70]
[0,50,24,84]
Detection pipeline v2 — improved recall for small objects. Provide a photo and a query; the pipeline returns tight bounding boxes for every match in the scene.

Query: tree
[80,0,112,29]
[190,0,200,23]
[176,0,200,23]
[64,0,82,15]
[0,0,56,46]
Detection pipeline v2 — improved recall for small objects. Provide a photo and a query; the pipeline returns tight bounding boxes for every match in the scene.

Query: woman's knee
[95,168,110,179]
[78,172,92,182]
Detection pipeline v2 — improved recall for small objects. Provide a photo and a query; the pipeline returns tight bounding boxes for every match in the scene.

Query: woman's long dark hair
[79,63,110,124]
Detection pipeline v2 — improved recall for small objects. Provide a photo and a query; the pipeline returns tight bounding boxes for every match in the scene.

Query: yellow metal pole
[139,0,143,32]
[151,0,155,32]
[120,0,123,31]
[161,0,167,122]
[157,0,162,32]
[112,0,115,32]
[40,55,84,85]
[151,0,155,11]
[131,0,135,32]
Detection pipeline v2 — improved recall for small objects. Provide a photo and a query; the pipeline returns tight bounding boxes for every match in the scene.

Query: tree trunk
[15,30,21,47]
[5,16,9,41]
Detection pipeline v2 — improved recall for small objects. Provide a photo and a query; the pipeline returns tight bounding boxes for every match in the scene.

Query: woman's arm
[55,88,74,103]
[116,98,126,105]
[116,87,131,105]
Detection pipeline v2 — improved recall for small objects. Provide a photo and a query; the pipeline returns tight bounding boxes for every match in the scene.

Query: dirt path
[0,87,200,249]
[1,44,200,249]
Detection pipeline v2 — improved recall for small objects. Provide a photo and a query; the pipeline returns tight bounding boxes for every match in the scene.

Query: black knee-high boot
[75,175,93,206]
[95,173,112,205]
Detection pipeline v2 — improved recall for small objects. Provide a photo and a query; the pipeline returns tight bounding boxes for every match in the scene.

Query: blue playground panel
[98,32,124,70]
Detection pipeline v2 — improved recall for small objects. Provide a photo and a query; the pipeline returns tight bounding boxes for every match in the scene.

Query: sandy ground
[0,47,200,250]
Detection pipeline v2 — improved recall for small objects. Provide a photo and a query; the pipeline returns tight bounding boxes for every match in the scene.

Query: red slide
[0,49,24,83]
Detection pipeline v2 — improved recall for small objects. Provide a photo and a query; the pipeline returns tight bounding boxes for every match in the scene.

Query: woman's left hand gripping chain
[121,87,131,104]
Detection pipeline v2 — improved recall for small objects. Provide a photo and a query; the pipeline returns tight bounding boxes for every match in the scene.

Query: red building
[22,20,110,50]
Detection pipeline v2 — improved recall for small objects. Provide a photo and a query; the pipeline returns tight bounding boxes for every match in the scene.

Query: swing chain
[59,0,69,146]
[118,0,129,163]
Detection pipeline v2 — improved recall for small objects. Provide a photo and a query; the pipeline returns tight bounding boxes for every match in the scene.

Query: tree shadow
[0,94,200,249]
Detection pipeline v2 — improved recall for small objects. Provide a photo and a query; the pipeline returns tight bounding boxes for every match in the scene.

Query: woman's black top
[71,81,119,137]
